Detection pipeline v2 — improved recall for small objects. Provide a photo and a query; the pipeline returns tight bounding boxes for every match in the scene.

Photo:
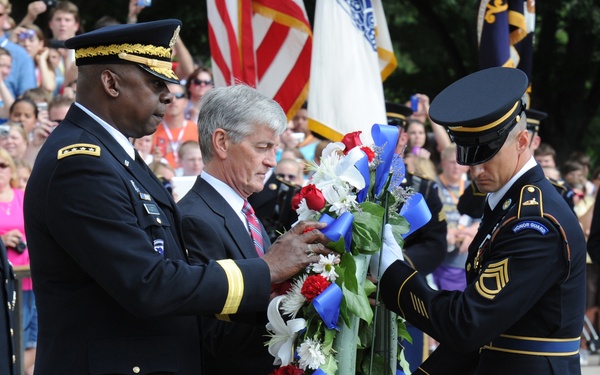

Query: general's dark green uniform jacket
[24,104,271,375]
[381,164,586,374]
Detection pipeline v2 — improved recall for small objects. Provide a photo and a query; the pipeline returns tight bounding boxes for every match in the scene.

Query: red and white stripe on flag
[208,0,312,120]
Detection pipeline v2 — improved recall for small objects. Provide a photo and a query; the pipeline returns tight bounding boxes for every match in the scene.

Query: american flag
[207,0,312,119]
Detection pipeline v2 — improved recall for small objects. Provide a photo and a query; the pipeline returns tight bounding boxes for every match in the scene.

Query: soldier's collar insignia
[502,199,512,210]
[268,183,277,190]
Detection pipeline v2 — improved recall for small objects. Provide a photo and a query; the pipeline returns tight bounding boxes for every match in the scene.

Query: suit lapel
[192,178,264,259]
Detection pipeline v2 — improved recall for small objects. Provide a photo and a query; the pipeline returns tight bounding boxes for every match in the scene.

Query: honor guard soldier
[376,67,586,374]
[23,20,330,375]
[386,102,447,371]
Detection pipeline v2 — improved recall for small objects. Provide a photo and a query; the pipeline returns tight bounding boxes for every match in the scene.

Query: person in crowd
[0,236,15,375]
[569,150,595,198]
[432,143,473,292]
[376,67,586,374]
[13,24,56,94]
[0,47,13,122]
[276,119,302,162]
[8,97,37,137]
[385,101,447,372]
[0,1,36,98]
[274,157,305,187]
[24,95,74,166]
[14,158,31,190]
[405,93,451,165]
[47,1,81,94]
[293,102,321,162]
[23,20,331,375]
[534,142,557,167]
[178,84,302,374]
[0,123,28,161]
[133,134,158,164]
[151,82,198,170]
[176,140,203,177]
[184,66,213,121]
[0,149,36,374]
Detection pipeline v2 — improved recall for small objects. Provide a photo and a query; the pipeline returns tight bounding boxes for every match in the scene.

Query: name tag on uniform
[144,203,160,215]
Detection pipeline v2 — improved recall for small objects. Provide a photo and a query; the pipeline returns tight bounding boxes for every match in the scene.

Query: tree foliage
[12,0,600,164]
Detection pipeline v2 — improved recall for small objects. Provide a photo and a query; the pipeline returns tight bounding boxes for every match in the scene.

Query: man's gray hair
[197,85,287,163]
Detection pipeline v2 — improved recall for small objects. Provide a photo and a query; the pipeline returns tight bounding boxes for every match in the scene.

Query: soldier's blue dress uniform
[380,67,586,374]
[24,20,271,375]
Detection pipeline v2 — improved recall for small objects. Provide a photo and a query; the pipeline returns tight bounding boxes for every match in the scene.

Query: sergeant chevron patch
[410,292,429,319]
[476,258,510,300]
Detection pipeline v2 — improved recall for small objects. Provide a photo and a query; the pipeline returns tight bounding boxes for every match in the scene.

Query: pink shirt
[0,189,31,290]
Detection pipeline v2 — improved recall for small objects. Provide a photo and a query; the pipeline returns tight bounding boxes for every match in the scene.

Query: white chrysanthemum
[295,199,320,222]
[311,254,340,282]
[280,274,307,318]
[297,338,327,370]
[326,190,358,216]
[265,296,307,366]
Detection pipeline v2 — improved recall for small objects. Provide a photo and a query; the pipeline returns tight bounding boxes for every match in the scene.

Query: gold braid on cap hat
[75,43,177,79]
[386,112,407,121]
[448,101,521,133]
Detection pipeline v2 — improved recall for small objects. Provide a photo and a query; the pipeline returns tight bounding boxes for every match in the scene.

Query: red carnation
[341,131,363,154]
[360,146,375,162]
[301,275,331,302]
[269,365,304,375]
[293,184,326,211]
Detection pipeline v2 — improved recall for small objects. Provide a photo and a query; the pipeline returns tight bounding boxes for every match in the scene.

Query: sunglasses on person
[192,78,212,86]
[276,173,297,181]
[0,162,10,169]
[173,92,186,99]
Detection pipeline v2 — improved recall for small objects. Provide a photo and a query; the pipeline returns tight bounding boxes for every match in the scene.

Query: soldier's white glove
[370,224,404,278]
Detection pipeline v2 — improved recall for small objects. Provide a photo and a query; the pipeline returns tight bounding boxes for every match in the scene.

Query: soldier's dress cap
[386,102,413,128]
[429,67,528,165]
[525,108,547,133]
[64,19,181,84]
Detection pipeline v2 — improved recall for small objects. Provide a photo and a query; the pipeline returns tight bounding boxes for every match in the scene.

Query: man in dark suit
[24,20,330,375]
[178,84,293,374]
[0,239,15,375]
[377,67,586,374]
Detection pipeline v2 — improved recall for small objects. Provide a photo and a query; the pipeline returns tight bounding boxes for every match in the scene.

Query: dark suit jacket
[24,105,272,375]
[0,240,15,375]
[178,177,276,375]
[382,165,586,374]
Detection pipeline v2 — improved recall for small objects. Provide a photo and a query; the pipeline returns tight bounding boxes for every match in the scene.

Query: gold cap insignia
[169,25,180,48]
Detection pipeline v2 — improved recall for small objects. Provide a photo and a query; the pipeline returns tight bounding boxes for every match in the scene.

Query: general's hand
[262,220,330,284]
[369,224,403,278]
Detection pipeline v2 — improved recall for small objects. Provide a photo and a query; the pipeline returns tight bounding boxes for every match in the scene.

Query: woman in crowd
[184,66,213,122]
[13,24,56,94]
[0,123,29,161]
[8,97,38,137]
[0,148,36,373]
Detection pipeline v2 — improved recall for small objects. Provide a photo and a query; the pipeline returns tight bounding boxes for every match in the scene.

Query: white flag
[308,0,396,142]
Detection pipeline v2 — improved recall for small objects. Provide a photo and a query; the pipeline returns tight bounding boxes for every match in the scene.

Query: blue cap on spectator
[64,19,181,84]
[429,67,528,165]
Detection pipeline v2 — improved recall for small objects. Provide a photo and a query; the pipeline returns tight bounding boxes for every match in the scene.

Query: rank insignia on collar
[502,199,512,210]
[124,160,130,167]
[268,183,277,190]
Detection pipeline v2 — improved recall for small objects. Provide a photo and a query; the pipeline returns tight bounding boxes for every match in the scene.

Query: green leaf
[340,253,358,293]
[320,353,338,375]
[397,317,412,343]
[363,278,377,296]
[342,284,373,324]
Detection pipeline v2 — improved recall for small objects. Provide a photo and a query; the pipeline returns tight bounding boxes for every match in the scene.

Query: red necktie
[242,200,264,257]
